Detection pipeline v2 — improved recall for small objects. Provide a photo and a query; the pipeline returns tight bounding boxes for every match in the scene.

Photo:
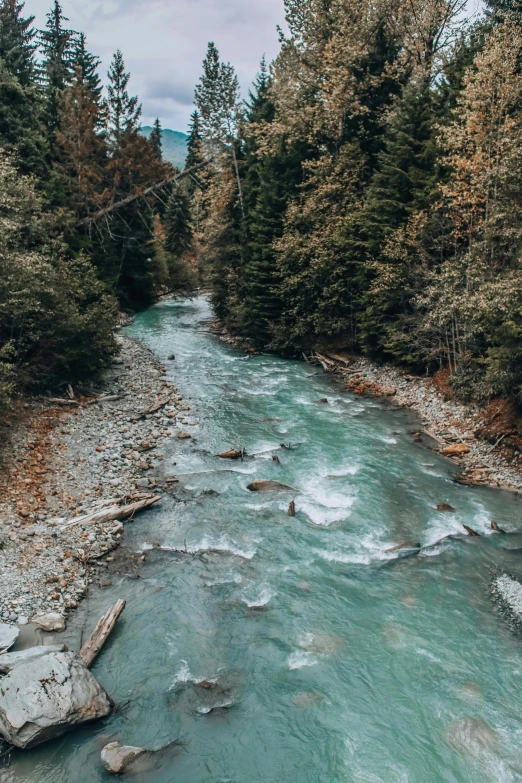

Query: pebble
[0,335,191,620]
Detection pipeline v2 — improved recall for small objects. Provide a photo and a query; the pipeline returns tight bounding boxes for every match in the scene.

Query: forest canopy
[1,0,522,415]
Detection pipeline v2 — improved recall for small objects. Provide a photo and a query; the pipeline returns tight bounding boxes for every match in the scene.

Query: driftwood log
[80,600,126,668]
[217,449,246,460]
[61,495,161,530]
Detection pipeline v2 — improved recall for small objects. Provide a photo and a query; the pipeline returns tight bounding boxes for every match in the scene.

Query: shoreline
[0,333,193,629]
[216,328,522,495]
[310,351,522,495]
[2,308,522,635]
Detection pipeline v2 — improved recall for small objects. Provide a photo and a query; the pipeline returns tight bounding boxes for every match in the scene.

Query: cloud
[27,0,287,131]
[144,79,194,107]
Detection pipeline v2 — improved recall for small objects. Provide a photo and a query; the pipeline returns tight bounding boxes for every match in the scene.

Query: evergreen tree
[106,49,142,151]
[71,32,102,105]
[358,80,440,352]
[54,65,107,218]
[150,117,162,159]
[239,59,305,346]
[364,80,439,251]
[165,185,193,257]
[484,0,522,21]
[0,0,46,176]
[195,42,244,215]
[40,0,76,151]
[0,0,36,84]
[0,60,47,176]
[186,109,203,170]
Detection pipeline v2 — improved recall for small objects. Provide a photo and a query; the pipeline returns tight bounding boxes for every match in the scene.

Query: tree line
[0,0,196,415]
[192,0,522,406]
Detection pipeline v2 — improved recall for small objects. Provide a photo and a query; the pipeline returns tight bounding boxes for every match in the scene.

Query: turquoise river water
[3,295,522,782]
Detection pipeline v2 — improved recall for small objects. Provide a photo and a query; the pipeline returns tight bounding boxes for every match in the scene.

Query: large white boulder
[0,648,112,748]
[0,624,19,653]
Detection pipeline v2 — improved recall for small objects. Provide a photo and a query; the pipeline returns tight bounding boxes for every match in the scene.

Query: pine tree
[165,185,193,257]
[106,49,142,151]
[358,79,440,353]
[195,42,244,215]
[484,0,522,21]
[364,80,439,250]
[54,65,107,218]
[239,59,305,346]
[0,0,46,176]
[71,32,102,105]
[186,110,203,170]
[150,117,162,159]
[0,0,36,85]
[40,0,76,151]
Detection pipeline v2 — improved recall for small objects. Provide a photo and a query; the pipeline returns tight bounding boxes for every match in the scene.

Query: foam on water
[287,651,319,670]
[240,584,276,608]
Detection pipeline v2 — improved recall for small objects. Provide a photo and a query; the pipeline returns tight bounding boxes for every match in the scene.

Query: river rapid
[4,295,522,783]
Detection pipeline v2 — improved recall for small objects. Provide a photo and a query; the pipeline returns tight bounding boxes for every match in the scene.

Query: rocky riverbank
[309,351,522,494]
[0,335,193,628]
[215,327,522,494]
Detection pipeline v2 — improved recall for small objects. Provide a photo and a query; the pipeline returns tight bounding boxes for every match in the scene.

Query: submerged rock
[385,541,421,554]
[444,716,499,756]
[0,648,112,748]
[101,742,146,774]
[247,480,293,492]
[0,624,19,653]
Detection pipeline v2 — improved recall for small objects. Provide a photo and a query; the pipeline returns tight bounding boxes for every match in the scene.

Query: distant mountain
[140,127,188,170]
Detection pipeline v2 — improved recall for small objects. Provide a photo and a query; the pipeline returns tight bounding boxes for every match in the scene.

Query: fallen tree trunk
[61,495,162,530]
[76,161,211,228]
[80,600,126,668]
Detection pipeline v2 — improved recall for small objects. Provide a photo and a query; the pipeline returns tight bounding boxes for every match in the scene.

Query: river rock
[385,541,421,554]
[437,503,456,512]
[32,612,66,632]
[0,645,66,674]
[0,649,112,748]
[247,480,294,492]
[440,443,470,456]
[101,742,146,774]
[0,624,19,653]
[178,432,191,440]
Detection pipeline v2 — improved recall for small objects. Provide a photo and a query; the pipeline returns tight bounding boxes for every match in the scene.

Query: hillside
[140,126,188,169]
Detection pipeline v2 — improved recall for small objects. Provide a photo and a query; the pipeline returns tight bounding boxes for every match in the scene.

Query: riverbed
[4,295,522,782]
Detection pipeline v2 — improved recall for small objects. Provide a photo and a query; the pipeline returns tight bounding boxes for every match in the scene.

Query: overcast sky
[26,0,286,133]
[26,0,483,134]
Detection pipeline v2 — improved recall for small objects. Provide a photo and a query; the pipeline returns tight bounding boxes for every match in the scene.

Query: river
[4,295,522,782]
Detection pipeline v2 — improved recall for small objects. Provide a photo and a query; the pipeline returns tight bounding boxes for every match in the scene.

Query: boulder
[217,449,245,459]
[0,624,19,653]
[440,443,470,456]
[0,645,66,674]
[0,649,112,748]
[31,612,66,632]
[247,480,294,492]
[178,432,191,440]
[437,503,456,512]
[101,742,146,774]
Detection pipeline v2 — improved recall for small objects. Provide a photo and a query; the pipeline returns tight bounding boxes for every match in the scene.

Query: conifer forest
[1,0,522,413]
